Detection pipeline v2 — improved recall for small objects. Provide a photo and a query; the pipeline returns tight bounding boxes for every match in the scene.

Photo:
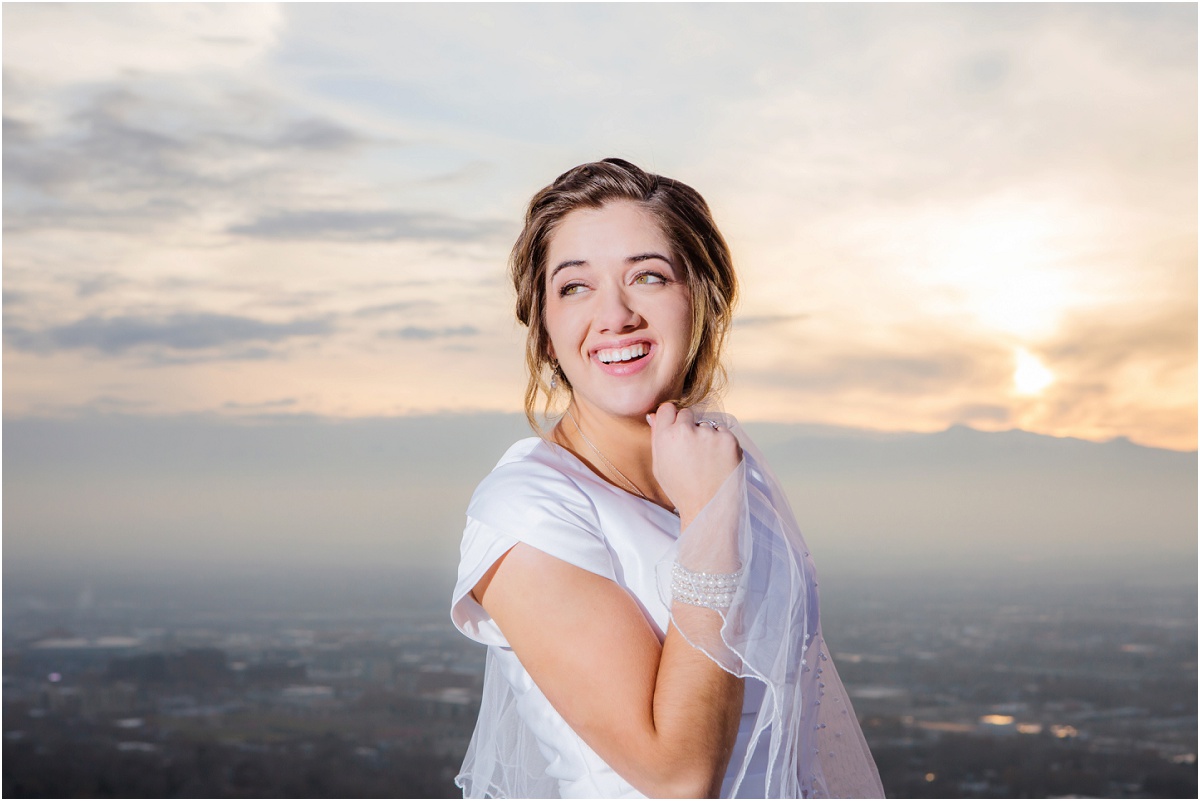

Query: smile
[596,343,649,364]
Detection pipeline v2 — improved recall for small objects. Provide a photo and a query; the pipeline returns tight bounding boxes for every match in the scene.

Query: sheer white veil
[657,410,884,798]
[456,409,884,798]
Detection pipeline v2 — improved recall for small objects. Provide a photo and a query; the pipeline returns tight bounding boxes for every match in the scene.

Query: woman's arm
[473,403,745,798]
[475,545,743,798]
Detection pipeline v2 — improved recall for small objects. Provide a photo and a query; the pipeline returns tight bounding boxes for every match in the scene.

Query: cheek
[543,323,560,362]
[668,293,694,342]
[543,305,578,359]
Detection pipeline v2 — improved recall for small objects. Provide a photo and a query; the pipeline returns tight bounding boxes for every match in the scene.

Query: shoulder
[453,438,616,644]
[467,437,599,532]
[461,437,612,581]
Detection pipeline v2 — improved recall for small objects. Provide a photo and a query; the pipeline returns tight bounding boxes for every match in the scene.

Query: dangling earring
[549,361,559,391]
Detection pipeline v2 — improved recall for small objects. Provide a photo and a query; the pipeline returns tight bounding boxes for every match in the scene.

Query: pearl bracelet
[670,563,743,610]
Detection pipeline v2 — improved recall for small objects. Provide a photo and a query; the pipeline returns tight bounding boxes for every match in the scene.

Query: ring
[696,420,720,430]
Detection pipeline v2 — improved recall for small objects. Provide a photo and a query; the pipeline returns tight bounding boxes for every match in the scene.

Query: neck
[555,400,670,510]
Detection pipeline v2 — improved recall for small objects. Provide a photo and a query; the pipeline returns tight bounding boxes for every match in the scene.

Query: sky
[3,3,1196,451]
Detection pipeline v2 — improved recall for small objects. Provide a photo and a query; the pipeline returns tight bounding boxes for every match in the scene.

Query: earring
[549,361,559,391]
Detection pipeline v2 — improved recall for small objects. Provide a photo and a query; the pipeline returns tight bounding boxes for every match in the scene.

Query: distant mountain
[744,421,1196,584]
[4,413,1195,588]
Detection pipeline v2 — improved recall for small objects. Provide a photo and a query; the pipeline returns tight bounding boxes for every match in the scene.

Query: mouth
[590,339,655,377]
[595,342,650,365]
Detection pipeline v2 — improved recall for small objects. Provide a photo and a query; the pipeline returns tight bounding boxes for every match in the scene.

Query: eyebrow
[549,252,673,282]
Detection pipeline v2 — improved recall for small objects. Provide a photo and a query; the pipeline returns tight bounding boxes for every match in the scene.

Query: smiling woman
[450,159,883,798]
[543,201,695,436]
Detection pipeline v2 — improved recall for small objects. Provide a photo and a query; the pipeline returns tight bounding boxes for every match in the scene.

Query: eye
[559,281,587,297]
[634,271,667,285]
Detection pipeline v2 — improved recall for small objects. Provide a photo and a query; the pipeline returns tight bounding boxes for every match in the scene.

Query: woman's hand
[647,403,741,526]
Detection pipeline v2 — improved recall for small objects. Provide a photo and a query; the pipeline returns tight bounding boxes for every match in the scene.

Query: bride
[451,159,883,798]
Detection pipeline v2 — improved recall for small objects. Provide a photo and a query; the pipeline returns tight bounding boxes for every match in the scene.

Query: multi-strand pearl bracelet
[670,563,744,610]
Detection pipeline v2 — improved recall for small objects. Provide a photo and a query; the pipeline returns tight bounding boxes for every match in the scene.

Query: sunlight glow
[1013,348,1055,396]
[919,199,1083,339]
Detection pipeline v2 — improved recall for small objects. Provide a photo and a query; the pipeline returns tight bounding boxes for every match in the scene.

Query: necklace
[564,407,652,503]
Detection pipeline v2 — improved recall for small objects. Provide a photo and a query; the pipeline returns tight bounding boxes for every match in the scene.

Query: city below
[4,569,1196,798]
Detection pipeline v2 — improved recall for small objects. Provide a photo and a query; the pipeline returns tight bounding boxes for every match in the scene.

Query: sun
[1013,347,1055,396]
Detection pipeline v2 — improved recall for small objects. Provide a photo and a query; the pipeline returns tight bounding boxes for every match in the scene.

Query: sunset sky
[4,3,1196,450]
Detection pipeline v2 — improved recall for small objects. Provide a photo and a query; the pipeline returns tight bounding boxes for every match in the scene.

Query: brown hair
[510,158,738,430]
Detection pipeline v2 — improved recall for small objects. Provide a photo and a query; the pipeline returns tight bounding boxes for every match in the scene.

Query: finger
[645,412,656,429]
[655,402,678,427]
[673,405,695,428]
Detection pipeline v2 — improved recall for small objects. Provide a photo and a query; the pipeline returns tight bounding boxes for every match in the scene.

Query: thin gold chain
[564,407,652,502]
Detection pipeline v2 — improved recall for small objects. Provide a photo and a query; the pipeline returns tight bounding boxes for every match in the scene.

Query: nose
[596,285,641,334]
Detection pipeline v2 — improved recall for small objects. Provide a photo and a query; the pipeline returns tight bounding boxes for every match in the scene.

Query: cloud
[420,160,495,186]
[145,346,281,367]
[351,301,434,318]
[6,312,332,356]
[3,198,197,234]
[707,3,1195,225]
[1015,306,1198,446]
[1043,306,1196,377]
[4,90,184,196]
[2,4,284,87]
[2,87,369,234]
[747,346,1009,397]
[228,210,510,243]
[271,118,363,151]
[76,273,128,298]
[86,395,152,410]
[384,325,480,341]
[222,398,298,410]
[3,114,36,145]
[949,403,1012,425]
[733,313,809,329]
[24,92,362,184]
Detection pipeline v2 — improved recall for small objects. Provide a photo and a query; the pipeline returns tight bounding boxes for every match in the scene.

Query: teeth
[597,343,648,364]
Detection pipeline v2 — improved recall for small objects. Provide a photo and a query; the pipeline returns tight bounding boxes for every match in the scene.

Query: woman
[451,159,883,799]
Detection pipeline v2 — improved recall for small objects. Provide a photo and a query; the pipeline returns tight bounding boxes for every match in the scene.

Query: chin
[589,389,679,420]
[569,368,685,421]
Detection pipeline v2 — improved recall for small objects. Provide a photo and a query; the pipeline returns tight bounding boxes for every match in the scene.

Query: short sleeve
[451,451,617,647]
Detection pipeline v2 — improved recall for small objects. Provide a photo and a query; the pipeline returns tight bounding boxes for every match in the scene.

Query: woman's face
[544,200,693,422]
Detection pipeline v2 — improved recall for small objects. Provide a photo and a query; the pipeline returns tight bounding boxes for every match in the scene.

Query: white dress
[451,415,883,799]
